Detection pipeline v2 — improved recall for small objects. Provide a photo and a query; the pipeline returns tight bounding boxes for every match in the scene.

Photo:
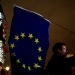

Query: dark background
[1,0,75,71]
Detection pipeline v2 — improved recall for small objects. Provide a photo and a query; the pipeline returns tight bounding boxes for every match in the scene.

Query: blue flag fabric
[8,5,50,75]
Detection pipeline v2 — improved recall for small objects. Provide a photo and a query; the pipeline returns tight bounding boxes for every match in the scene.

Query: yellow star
[38,56,42,61]
[38,47,42,52]
[28,66,31,71]
[10,43,15,49]
[20,33,25,38]
[34,38,39,44]
[16,59,20,63]
[22,64,26,69]
[11,52,16,57]
[28,33,33,39]
[14,35,19,41]
[34,63,38,69]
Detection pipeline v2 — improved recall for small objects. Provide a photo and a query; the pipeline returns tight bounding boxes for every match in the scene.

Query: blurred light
[0,12,2,18]
[3,29,4,32]
[5,42,6,44]
[0,20,2,26]
[0,40,2,47]
[0,12,4,19]
[38,65,41,68]
[6,67,9,71]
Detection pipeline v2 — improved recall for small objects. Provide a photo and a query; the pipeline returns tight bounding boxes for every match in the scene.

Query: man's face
[58,45,67,55]
[61,45,67,55]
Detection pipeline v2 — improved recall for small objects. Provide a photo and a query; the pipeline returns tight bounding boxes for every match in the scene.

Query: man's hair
[52,42,65,55]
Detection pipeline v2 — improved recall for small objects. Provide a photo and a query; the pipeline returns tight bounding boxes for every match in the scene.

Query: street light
[6,67,10,75]
[6,67,9,71]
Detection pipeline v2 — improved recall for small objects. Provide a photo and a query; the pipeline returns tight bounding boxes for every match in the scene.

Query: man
[44,42,74,75]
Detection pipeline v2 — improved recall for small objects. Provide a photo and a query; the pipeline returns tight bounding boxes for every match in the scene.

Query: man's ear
[58,49,61,53]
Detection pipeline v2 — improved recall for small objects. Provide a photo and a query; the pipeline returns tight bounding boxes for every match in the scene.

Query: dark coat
[44,55,75,75]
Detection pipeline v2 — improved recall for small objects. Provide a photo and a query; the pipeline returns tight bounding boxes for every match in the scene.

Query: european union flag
[8,5,50,75]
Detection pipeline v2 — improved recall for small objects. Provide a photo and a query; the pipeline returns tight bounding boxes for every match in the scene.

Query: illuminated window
[0,40,5,63]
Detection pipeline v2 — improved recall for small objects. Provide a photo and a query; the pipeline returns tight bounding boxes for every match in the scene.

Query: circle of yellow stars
[10,32,43,71]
